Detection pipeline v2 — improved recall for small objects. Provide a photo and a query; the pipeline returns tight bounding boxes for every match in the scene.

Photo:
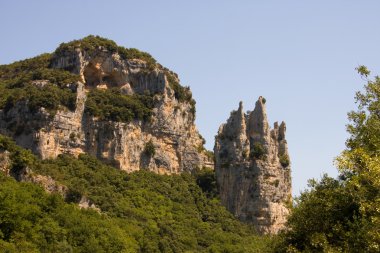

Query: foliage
[0,53,79,114]
[55,35,157,70]
[2,83,77,114]
[0,53,79,86]
[0,174,136,252]
[279,154,290,167]
[356,65,370,78]
[165,71,196,114]
[0,135,275,252]
[275,175,362,252]
[250,142,266,160]
[276,68,380,252]
[143,140,155,157]
[193,167,219,199]
[205,150,215,161]
[85,88,154,122]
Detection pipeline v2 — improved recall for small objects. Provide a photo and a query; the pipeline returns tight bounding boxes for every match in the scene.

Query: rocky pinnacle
[214,97,292,234]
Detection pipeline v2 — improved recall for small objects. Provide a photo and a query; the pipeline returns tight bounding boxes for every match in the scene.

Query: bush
[193,167,218,198]
[85,88,153,122]
[250,142,266,160]
[55,35,157,70]
[143,140,155,157]
[165,71,195,105]
[279,154,290,167]
[0,53,80,115]
[205,150,214,161]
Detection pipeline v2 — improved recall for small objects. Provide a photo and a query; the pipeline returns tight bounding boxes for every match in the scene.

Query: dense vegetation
[55,35,157,70]
[85,88,154,122]
[250,142,266,160]
[0,174,134,253]
[275,67,380,252]
[0,54,79,114]
[165,71,196,115]
[0,135,274,252]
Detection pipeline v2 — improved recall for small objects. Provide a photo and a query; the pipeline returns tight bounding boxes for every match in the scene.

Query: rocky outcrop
[0,148,99,211]
[0,149,67,196]
[214,97,291,234]
[0,42,212,173]
[15,166,68,196]
[0,150,11,175]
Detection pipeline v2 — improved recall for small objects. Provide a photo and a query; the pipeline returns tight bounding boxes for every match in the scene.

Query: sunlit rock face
[0,44,213,173]
[214,97,291,234]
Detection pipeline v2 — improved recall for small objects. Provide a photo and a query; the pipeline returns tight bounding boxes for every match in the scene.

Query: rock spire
[214,97,291,234]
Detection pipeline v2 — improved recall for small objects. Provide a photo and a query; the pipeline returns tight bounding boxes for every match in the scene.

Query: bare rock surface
[214,97,291,234]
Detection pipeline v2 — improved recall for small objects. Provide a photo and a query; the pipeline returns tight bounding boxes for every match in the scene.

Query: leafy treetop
[54,35,157,70]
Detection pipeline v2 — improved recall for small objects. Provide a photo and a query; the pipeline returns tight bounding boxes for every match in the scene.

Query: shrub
[279,154,290,167]
[250,142,266,160]
[55,35,157,70]
[85,88,153,122]
[205,150,214,161]
[165,71,195,107]
[144,140,155,157]
[197,144,205,153]
[0,53,80,116]
[69,132,76,141]
[193,167,218,198]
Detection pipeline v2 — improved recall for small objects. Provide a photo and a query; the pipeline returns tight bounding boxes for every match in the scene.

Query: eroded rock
[0,44,213,174]
[214,97,291,234]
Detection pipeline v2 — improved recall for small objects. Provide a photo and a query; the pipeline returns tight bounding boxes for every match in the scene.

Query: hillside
[0,36,282,253]
[0,35,212,174]
[0,134,273,252]
[1,35,379,253]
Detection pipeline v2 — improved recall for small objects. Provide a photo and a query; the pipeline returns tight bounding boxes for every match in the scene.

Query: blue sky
[1,0,380,195]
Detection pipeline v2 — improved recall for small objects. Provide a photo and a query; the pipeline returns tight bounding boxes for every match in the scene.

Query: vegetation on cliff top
[0,53,79,114]
[0,36,196,122]
[55,35,157,70]
[0,135,274,252]
[165,71,196,114]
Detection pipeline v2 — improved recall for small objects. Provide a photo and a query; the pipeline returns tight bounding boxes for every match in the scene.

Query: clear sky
[1,0,380,196]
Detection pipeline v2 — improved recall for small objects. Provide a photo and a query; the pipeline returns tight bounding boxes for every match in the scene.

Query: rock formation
[214,97,291,234]
[0,38,213,174]
[0,37,292,233]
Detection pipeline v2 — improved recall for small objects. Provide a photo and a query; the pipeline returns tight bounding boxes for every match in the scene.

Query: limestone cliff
[0,37,212,173]
[214,97,291,234]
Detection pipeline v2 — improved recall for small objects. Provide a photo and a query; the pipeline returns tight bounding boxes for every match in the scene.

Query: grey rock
[214,97,291,234]
[0,46,213,174]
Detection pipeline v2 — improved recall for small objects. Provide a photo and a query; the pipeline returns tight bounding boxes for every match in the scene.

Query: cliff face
[214,97,291,234]
[0,39,212,173]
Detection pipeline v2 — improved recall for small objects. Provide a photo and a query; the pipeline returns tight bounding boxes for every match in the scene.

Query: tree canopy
[276,68,380,252]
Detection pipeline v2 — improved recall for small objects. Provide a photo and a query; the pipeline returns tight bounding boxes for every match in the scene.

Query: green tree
[276,68,380,252]
[0,135,275,252]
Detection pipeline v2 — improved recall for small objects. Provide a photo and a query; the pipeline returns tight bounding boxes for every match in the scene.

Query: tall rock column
[214,97,291,234]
